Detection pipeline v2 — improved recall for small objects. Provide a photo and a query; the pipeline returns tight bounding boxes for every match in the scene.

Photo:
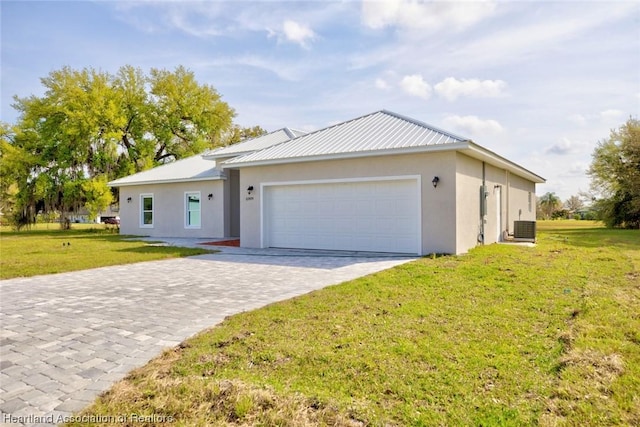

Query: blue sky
[2,1,639,200]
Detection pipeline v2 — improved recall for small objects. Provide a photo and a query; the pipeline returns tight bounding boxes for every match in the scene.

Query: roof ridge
[282,127,296,139]
[204,127,294,157]
[275,110,468,143]
[221,128,302,164]
[284,127,307,137]
[215,127,290,150]
[221,110,474,168]
[284,110,383,141]
[379,110,470,142]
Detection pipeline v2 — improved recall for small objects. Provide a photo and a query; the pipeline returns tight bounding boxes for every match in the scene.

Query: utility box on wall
[514,220,536,241]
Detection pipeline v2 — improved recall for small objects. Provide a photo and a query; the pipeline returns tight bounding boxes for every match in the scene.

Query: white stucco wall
[237,151,459,255]
[118,180,225,238]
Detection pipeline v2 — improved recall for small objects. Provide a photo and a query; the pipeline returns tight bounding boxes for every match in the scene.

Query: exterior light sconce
[247,186,254,195]
[127,197,132,203]
[432,176,440,188]
[208,193,213,200]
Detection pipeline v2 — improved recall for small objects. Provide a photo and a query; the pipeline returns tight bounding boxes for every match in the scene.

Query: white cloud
[560,161,589,177]
[600,109,625,122]
[568,114,587,126]
[114,2,226,37]
[197,54,309,82]
[375,78,391,90]
[545,137,586,155]
[444,3,636,71]
[442,115,504,136]
[361,0,496,31]
[567,110,627,128]
[361,0,399,29]
[434,77,507,101]
[400,74,431,99]
[283,20,316,47]
[268,20,316,48]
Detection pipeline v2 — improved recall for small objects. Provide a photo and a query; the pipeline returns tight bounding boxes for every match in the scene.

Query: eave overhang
[107,175,225,188]
[222,141,546,184]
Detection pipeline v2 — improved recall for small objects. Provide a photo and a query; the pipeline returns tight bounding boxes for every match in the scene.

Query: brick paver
[0,248,414,426]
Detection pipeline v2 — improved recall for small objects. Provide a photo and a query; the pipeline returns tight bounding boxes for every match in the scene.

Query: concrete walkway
[0,246,415,426]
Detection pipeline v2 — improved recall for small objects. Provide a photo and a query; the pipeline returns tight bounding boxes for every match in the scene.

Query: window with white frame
[185,192,201,228]
[528,192,532,212]
[140,194,154,227]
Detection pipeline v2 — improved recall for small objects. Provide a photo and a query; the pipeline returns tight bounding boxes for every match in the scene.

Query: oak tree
[588,118,640,228]
[4,65,253,227]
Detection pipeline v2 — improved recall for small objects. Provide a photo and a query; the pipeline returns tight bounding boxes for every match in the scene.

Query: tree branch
[154,143,167,161]
[155,152,175,162]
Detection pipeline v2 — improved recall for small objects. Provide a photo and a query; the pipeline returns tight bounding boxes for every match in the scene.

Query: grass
[56,220,638,426]
[0,223,212,279]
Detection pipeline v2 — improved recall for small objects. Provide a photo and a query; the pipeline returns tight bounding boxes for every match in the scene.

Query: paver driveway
[0,250,414,426]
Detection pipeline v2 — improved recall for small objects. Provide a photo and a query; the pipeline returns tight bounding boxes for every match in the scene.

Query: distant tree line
[536,191,596,221]
[0,65,265,228]
[537,118,639,228]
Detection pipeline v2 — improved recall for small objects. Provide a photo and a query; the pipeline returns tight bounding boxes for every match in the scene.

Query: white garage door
[264,178,421,254]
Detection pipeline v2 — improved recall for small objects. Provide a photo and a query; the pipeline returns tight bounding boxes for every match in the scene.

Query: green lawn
[0,224,212,279]
[55,220,636,425]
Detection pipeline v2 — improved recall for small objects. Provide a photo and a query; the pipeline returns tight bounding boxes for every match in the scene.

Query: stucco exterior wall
[482,162,507,245]
[236,151,459,255]
[454,153,537,251]
[454,153,483,253]
[508,173,536,229]
[118,180,225,238]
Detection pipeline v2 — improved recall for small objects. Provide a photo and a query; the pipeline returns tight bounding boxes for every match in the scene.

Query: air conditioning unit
[514,221,536,240]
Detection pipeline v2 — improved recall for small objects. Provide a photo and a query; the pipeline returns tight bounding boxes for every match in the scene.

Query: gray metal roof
[204,128,306,159]
[108,153,222,187]
[223,110,469,165]
[109,128,306,187]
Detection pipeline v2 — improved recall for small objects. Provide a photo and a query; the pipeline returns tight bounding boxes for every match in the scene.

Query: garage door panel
[265,179,420,254]
[376,217,397,232]
[394,219,418,235]
[335,218,352,233]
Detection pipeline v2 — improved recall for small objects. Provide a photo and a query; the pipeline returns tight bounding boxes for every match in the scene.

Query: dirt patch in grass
[542,350,625,426]
[76,351,367,427]
[561,350,625,384]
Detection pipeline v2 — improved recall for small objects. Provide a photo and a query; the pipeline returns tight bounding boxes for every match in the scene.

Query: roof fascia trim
[461,142,546,183]
[222,141,472,168]
[223,140,545,183]
[108,176,225,188]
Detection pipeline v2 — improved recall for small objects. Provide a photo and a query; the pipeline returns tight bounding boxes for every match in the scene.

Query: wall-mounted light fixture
[432,176,440,188]
[127,197,132,203]
[208,193,213,200]
[247,185,254,195]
